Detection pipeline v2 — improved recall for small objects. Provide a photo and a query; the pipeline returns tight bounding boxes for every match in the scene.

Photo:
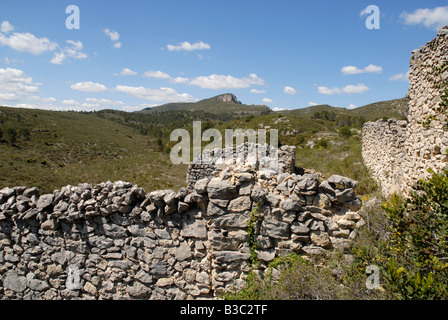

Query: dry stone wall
[363,26,448,198]
[0,145,363,300]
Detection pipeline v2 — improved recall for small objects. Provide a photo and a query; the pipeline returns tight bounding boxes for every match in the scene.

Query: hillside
[0,96,409,196]
[0,106,187,193]
[350,97,409,120]
[283,97,409,122]
[138,93,270,116]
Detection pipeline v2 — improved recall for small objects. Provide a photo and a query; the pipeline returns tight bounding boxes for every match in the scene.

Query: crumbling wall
[362,26,448,197]
[0,146,363,300]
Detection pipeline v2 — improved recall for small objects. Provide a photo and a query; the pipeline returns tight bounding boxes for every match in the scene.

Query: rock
[327,175,358,189]
[310,231,331,248]
[194,178,209,194]
[330,237,353,253]
[3,271,27,293]
[280,199,303,212]
[36,194,54,211]
[227,196,251,212]
[301,245,327,255]
[213,251,250,263]
[344,198,362,210]
[318,180,335,196]
[156,277,174,287]
[83,282,98,296]
[126,282,152,298]
[261,218,289,239]
[296,174,319,191]
[266,193,281,207]
[174,242,193,261]
[212,213,250,228]
[207,202,227,216]
[178,201,190,213]
[335,188,356,203]
[26,273,50,291]
[207,178,237,199]
[148,190,167,206]
[251,184,267,204]
[102,224,128,239]
[291,222,310,235]
[180,219,207,239]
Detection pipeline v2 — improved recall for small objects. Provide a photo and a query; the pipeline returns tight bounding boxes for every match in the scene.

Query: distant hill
[350,97,409,121]
[137,93,270,116]
[282,97,409,122]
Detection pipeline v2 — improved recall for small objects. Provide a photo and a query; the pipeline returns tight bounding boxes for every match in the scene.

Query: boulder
[327,175,358,189]
[207,178,237,199]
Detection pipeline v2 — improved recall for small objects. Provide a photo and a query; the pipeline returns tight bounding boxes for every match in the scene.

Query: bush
[6,127,17,144]
[315,139,328,149]
[379,169,448,299]
[339,126,352,139]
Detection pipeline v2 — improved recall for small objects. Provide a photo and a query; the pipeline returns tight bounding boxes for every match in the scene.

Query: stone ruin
[362,26,448,198]
[0,143,364,300]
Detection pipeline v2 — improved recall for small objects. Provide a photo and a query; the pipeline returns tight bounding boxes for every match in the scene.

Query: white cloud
[0,67,40,103]
[318,84,369,95]
[262,98,273,104]
[0,30,58,55]
[347,104,358,109]
[122,104,158,112]
[143,70,172,79]
[389,70,410,82]
[51,40,87,65]
[85,98,124,105]
[62,99,79,105]
[104,29,120,42]
[28,96,57,103]
[104,28,121,48]
[400,6,448,30]
[188,73,264,89]
[341,64,383,75]
[0,93,17,100]
[167,41,210,52]
[284,86,297,95]
[250,89,266,94]
[115,85,197,103]
[171,76,189,84]
[70,81,108,92]
[309,101,319,106]
[272,107,287,112]
[120,68,137,76]
[1,21,14,33]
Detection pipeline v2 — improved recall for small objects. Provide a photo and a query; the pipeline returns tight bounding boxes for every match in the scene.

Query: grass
[0,106,187,193]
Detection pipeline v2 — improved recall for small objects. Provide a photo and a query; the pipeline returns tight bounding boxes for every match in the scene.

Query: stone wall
[0,146,363,300]
[362,26,448,198]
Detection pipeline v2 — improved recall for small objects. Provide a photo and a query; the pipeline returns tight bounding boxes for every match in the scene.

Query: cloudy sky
[0,0,447,112]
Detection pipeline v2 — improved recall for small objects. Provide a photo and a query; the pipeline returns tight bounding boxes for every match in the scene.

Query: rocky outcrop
[363,26,448,198]
[0,145,363,300]
[215,93,241,104]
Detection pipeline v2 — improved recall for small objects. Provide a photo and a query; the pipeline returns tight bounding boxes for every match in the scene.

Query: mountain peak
[214,93,241,105]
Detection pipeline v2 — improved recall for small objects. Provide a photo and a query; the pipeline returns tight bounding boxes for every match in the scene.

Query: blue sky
[0,0,447,112]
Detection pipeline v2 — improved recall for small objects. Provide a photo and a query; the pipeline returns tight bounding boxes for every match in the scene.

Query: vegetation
[225,169,448,300]
[0,107,187,193]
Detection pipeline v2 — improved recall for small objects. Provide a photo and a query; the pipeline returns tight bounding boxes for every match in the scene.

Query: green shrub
[315,139,328,149]
[339,126,352,139]
[379,169,448,299]
[6,127,17,144]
